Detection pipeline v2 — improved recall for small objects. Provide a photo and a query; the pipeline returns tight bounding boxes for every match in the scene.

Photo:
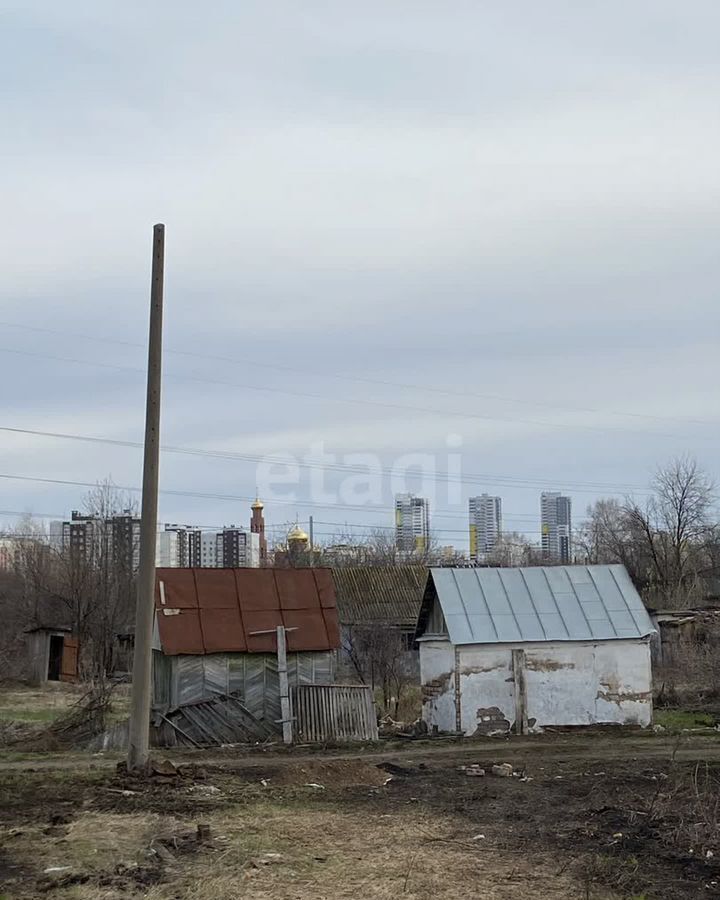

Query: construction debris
[461,765,486,777]
[378,716,430,739]
[158,692,275,748]
[491,764,514,777]
[148,758,179,778]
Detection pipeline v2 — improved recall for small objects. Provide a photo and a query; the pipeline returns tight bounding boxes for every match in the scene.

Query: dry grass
[1,762,612,900]
[0,682,85,723]
[139,804,590,900]
[6,811,171,874]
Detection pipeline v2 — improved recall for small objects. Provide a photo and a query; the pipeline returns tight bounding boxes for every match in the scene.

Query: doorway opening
[47,635,64,681]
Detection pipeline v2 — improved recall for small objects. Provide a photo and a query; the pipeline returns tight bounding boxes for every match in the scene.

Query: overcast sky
[1,1,719,550]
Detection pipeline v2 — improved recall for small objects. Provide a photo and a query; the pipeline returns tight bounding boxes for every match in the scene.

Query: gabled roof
[417,565,655,645]
[155,568,340,655]
[332,566,426,628]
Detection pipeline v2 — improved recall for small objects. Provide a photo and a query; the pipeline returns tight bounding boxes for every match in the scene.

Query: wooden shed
[331,565,426,678]
[151,567,342,738]
[26,626,79,685]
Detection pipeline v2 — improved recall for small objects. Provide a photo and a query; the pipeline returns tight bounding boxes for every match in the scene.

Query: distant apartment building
[469,494,502,562]
[194,528,261,568]
[217,527,260,567]
[395,493,430,554]
[53,510,141,571]
[156,524,203,568]
[200,532,219,567]
[541,492,572,563]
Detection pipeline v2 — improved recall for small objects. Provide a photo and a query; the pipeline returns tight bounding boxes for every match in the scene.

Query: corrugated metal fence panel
[292,684,378,743]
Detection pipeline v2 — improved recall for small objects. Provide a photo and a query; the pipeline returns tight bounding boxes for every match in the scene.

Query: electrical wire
[1,319,715,429]
[0,424,654,494]
[0,344,714,444]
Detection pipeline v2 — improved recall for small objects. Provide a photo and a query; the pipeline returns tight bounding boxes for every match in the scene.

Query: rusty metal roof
[155,568,340,655]
[419,565,655,645]
[331,566,427,628]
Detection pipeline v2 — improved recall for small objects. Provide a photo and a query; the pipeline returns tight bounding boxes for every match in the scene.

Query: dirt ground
[1,733,720,899]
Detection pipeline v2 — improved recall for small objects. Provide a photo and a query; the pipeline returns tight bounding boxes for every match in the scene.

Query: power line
[1,318,716,429]
[0,344,714,444]
[0,472,601,529]
[0,424,654,494]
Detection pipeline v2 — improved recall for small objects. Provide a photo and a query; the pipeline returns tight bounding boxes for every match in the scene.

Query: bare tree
[485,531,540,567]
[320,527,454,567]
[578,457,716,607]
[343,622,411,717]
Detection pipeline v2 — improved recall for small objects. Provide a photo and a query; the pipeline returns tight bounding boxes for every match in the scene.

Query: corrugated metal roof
[332,566,427,628]
[155,568,340,655]
[422,565,655,644]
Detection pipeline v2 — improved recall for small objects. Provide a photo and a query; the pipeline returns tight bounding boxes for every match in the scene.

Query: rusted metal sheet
[155,567,340,655]
[235,568,278,610]
[159,607,204,655]
[275,568,320,609]
[284,609,328,651]
[314,568,337,608]
[332,566,426,628]
[292,684,378,743]
[200,607,246,653]
[195,568,237,608]
[157,569,198,608]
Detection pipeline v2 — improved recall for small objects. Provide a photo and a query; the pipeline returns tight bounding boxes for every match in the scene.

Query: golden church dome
[288,524,309,543]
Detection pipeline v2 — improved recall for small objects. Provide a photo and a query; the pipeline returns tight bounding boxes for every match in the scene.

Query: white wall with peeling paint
[457,646,515,736]
[418,639,456,733]
[418,638,653,735]
[522,640,652,728]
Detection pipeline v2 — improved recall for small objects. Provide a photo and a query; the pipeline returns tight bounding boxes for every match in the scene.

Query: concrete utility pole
[128,224,165,771]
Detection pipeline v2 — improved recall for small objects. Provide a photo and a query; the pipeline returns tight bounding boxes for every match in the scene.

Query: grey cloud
[1,1,719,548]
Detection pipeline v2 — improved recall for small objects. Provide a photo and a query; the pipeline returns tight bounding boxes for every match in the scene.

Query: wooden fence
[292,684,378,743]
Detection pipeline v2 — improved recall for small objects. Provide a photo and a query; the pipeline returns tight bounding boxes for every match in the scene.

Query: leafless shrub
[655,639,720,707]
[343,623,413,717]
[1,682,117,750]
[649,763,720,856]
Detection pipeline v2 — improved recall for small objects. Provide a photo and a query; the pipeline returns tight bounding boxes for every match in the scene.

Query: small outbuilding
[26,626,79,685]
[152,567,341,735]
[415,565,655,735]
[332,565,426,678]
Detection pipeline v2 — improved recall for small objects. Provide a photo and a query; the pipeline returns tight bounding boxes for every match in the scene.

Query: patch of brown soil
[245,759,391,788]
